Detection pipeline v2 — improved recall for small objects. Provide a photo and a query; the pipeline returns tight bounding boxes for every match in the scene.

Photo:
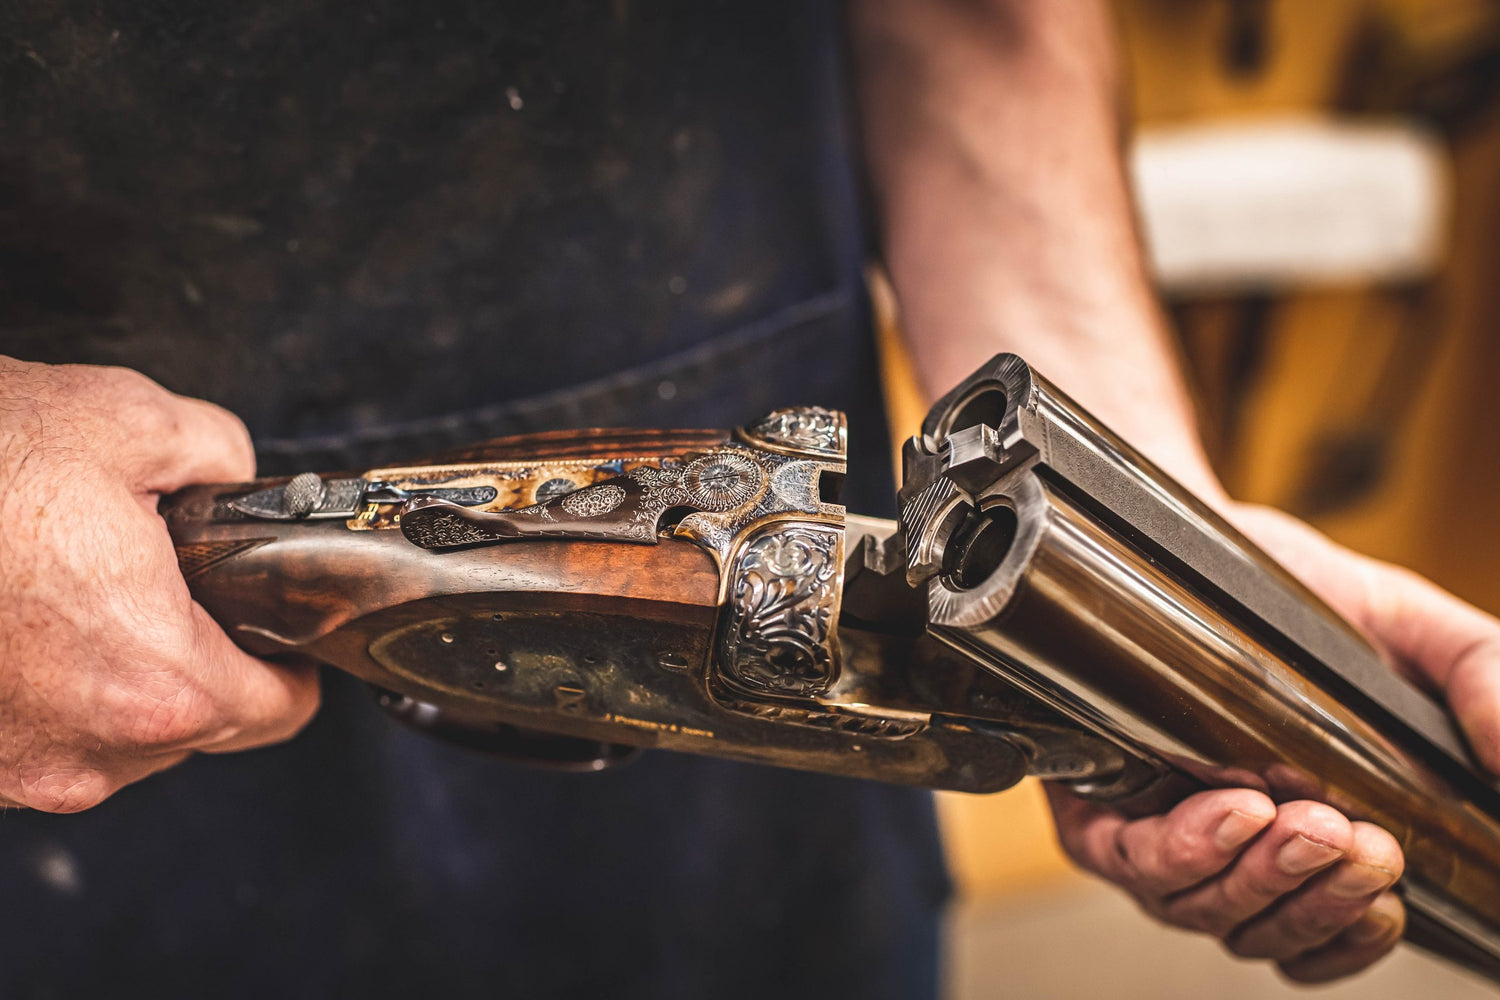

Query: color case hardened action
[162,354,1500,983]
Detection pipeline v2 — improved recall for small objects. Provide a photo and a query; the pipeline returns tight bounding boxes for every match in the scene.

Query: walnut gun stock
[161,356,1500,984]
[163,413,1123,789]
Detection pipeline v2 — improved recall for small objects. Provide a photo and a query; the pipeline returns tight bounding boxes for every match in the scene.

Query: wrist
[902,317,1229,510]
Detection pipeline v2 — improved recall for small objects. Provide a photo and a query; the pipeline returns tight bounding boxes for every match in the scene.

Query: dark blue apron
[0,3,948,996]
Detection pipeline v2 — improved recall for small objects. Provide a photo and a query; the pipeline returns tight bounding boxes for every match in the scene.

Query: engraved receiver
[162,410,1120,788]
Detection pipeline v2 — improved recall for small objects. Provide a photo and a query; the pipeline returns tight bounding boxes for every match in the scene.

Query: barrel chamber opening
[940,385,1009,439]
[940,503,1020,591]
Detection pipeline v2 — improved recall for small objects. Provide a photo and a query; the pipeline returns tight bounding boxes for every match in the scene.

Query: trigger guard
[372,688,641,772]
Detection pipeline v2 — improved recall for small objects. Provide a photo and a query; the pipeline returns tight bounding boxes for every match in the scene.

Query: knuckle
[1386,563,1429,593]
[17,767,112,814]
[1276,961,1312,983]
[1235,865,1296,902]
[94,672,218,749]
[1047,810,1099,871]
[1109,827,1144,884]
[1223,934,1261,959]
[252,714,308,750]
[97,364,167,399]
[205,405,255,479]
[1163,889,1239,938]
[1276,959,1333,985]
[1132,893,1175,928]
[1279,904,1350,945]
[96,364,154,392]
[1159,830,1209,878]
[1158,899,1219,936]
[89,366,167,417]
[1052,834,1085,867]
[115,389,180,442]
[1361,563,1432,628]
[1060,842,1106,879]
[191,671,319,753]
[1452,637,1500,688]
[275,683,321,740]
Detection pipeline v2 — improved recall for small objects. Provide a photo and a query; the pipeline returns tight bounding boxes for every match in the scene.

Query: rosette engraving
[682,453,763,511]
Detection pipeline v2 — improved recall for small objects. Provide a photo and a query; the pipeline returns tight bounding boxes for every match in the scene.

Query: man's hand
[1048,502,1500,982]
[851,0,1500,980]
[0,359,319,812]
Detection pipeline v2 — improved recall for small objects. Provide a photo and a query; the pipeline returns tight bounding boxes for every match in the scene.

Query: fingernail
[1276,834,1344,876]
[1347,911,1399,946]
[1327,863,1398,900]
[1214,809,1268,851]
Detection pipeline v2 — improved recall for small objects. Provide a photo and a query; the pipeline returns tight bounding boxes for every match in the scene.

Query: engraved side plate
[715,519,844,699]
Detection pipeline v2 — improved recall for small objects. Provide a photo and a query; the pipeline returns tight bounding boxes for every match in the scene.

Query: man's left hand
[1047,502,1500,982]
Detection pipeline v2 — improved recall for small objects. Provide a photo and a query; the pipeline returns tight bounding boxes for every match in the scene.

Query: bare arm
[851,0,1500,981]
[852,0,1220,498]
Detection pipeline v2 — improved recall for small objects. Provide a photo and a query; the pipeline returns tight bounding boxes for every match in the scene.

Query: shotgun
[161,353,1500,983]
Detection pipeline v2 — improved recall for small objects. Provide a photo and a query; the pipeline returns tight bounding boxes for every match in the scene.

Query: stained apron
[0,2,948,996]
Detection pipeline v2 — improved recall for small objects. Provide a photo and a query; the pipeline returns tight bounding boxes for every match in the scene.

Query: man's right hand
[0,358,320,812]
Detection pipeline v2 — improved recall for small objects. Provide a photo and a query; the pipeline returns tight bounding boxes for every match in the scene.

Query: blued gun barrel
[899,353,1500,981]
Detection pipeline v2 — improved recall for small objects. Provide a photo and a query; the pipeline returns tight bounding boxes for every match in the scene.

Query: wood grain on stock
[163,427,728,669]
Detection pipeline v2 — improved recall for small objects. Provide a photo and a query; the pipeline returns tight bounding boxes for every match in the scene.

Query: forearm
[850,0,1223,500]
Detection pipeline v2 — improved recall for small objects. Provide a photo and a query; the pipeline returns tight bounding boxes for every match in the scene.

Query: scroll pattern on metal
[713,682,925,739]
[400,448,774,549]
[228,476,496,521]
[400,440,840,566]
[230,477,366,520]
[718,524,841,698]
[560,483,627,517]
[744,407,845,457]
[400,511,499,549]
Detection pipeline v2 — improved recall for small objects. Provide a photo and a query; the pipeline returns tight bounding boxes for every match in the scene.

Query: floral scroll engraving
[559,483,627,518]
[745,407,845,457]
[718,523,841,698]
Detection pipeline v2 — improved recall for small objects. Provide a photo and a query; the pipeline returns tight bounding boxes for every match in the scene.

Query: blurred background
[875,0,1500,995]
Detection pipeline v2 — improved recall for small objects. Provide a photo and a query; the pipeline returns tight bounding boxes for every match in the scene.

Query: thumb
[1356,560,1500,773]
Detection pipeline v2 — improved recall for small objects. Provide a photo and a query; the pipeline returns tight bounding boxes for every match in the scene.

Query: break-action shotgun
[162,354,1500,984]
